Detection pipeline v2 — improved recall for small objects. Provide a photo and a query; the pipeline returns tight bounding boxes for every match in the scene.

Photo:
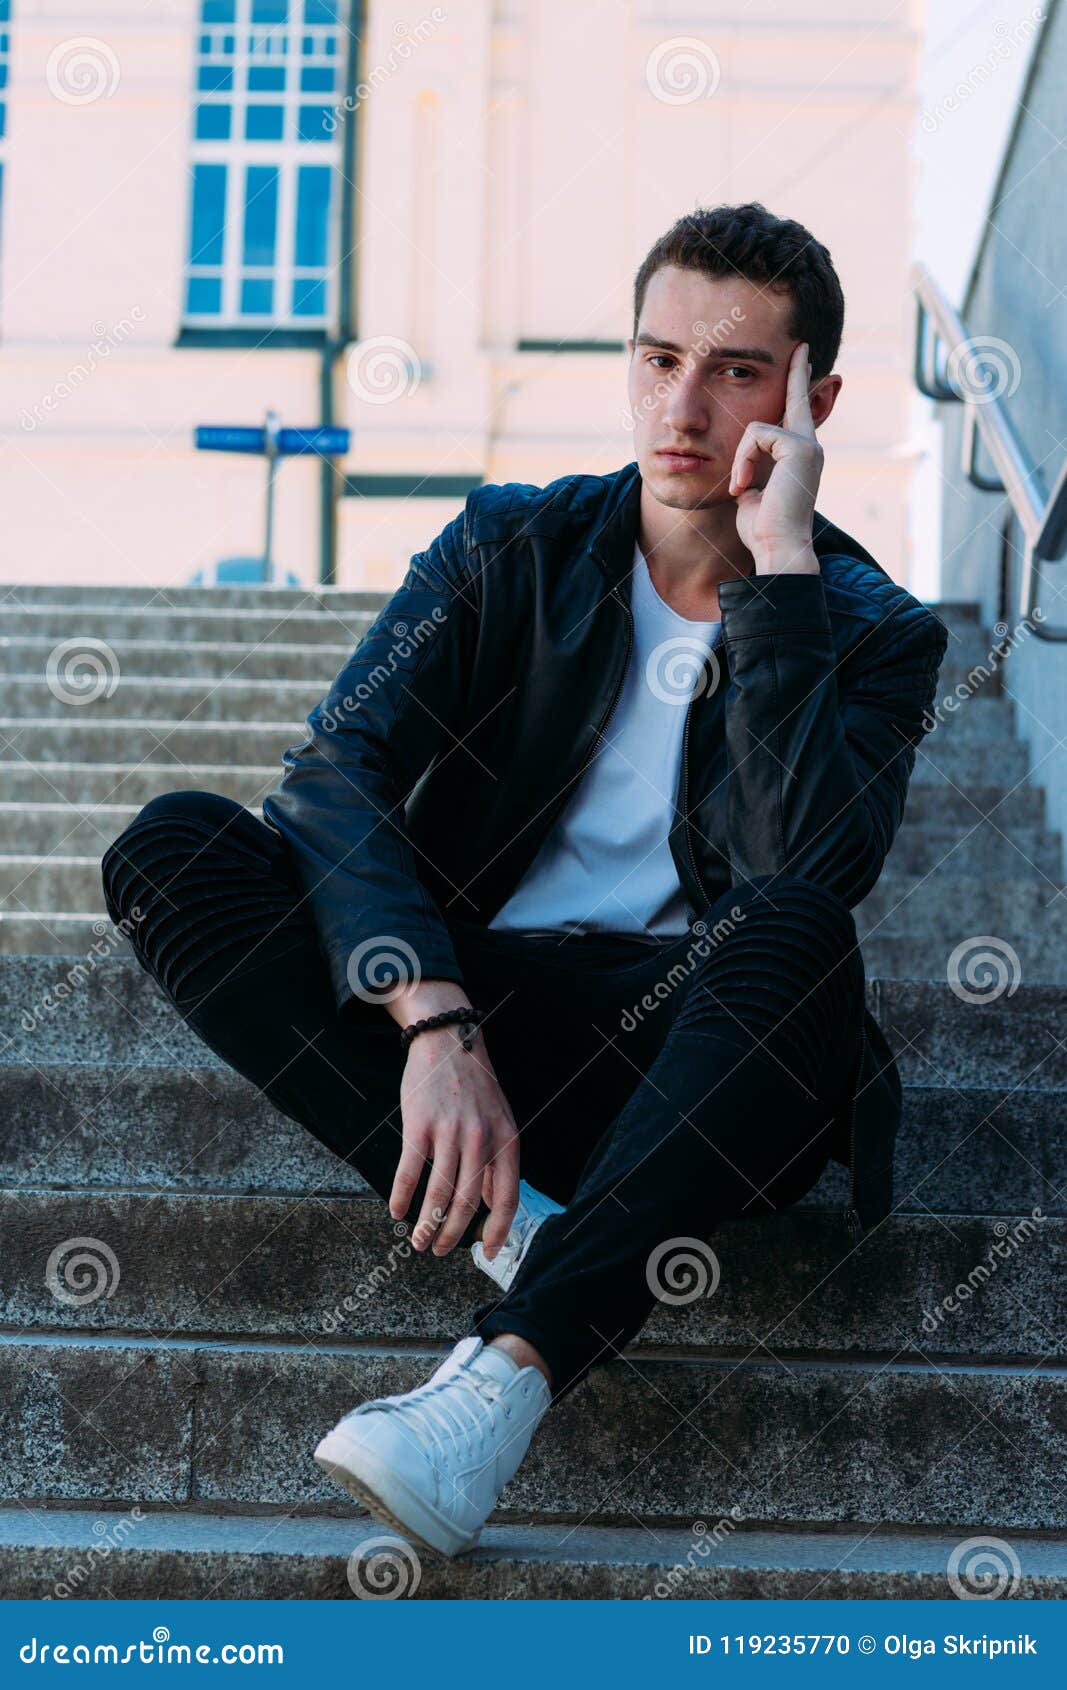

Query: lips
[657,448,709,461]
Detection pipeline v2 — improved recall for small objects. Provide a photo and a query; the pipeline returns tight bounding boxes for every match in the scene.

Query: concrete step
[937,656,1006,695]
[0,637,353,684]
[3,1333,1062,1527]
[856,872,1066,938]
[0,762,279,808]
[0,1507,1061,1595]
[6,819,1055,883]
[2,677,330,725]
[911,744,1031,786]
[926,601,982,630]
[0,1057,1055,1215]
[5,1189,1059,1357]
[0,722,1035,785]
[0,1061,1059,1214]
[901,785,1045,827]
[858,932,1065,984]
[6,835,1060,920]
[0,720,304,768]
[28,680,1032,737]
[0,585,388,612]
[8,878,1067,986]
[0,608,378,647]
[3,955,1064,1086]
[2,1507,1061,1600]
[906,695,1016,743]
[4,674,1023,738]
[12,900,1067,968]
[2,798,1057,869]
[0,770,1035,825]
[861,824,1059,880]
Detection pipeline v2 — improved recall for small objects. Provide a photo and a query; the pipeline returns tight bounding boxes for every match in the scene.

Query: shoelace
[373,1370,512,1459]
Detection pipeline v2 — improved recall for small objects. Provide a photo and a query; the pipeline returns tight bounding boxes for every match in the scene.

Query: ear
[810,372,843,429]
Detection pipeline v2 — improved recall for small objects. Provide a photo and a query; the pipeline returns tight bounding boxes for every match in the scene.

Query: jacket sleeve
[261,505,480,1016]
[715,567,948,907]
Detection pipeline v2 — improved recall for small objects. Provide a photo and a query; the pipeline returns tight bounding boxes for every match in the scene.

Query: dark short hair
[632,201,844,380]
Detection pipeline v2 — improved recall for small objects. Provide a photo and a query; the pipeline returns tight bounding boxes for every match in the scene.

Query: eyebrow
[633,331,776,366]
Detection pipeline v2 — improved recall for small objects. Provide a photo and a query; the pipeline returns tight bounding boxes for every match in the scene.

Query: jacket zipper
[679,653,718,918]
[842,1011,866,1245]
[596,588,634,769]
[512,587,634,880]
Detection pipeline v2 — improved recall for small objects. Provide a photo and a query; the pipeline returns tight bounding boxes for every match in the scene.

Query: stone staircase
[0,583,1064,1599]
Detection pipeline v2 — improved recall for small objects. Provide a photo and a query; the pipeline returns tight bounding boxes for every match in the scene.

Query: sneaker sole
[313,1429,478,1560]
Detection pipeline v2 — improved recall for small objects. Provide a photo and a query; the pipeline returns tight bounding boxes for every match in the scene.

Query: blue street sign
[194,425,267,454]
[195,424,350,456]
[277,426,351,456]
[193,411,351,585]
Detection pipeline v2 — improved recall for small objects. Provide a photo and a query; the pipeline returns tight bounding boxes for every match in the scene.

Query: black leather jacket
[263,460,948,1242]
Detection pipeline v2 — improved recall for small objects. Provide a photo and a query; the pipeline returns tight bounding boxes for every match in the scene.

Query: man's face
[627,264,804,510]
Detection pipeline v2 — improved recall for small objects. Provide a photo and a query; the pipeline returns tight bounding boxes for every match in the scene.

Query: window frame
[182,0,345,332]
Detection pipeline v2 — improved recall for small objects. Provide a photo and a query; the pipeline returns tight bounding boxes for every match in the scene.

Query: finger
[729,421,785,495]
[413,1145,458,1250]
[432,1142,485,1255]
[782,340,816,437]
[482,1135,520,1257]
[389,1137,429,1221]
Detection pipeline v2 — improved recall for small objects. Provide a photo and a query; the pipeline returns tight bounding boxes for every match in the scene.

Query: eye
[648,353,675,370]
[722,365,756,380]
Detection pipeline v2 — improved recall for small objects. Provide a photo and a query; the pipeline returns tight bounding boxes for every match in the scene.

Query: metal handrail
[912,260,1067,639]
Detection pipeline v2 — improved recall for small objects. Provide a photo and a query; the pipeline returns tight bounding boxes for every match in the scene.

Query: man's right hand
[383,980,520,1260]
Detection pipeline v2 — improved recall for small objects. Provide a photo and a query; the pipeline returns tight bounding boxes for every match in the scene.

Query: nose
[661,363,712,437]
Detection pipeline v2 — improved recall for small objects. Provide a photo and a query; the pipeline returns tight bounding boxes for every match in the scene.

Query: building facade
[0,0,923,592]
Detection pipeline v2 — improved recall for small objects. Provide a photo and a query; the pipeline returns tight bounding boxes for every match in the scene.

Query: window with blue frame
[0,1,10,249]
[184,0,346,329]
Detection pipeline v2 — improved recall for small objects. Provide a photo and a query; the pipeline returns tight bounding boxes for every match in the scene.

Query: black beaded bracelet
[398,1004,486,1053]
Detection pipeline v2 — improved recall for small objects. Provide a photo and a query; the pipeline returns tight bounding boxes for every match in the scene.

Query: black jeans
[100,790,866,1402]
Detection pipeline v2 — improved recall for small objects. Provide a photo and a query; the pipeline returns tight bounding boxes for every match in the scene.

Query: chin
[645,461,728,505]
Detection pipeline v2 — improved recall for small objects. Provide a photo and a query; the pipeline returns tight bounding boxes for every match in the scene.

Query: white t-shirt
[488,541,721,938]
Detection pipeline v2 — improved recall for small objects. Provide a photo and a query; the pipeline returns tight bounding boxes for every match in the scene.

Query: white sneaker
[313,1336,551,1557]
[471,1178,565,1291]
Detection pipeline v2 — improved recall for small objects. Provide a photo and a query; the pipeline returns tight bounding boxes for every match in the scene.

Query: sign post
[194,410,351,586]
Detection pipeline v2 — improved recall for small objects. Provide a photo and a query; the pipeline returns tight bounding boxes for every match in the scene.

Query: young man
[101,202,947,1560]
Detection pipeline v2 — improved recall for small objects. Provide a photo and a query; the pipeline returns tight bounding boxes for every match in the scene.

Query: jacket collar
[588,459,892,594]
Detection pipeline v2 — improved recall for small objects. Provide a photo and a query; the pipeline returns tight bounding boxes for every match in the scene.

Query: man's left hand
[728,339,823,577]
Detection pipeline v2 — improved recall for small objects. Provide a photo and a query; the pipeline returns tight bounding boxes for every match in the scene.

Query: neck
[636,483,756,617]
